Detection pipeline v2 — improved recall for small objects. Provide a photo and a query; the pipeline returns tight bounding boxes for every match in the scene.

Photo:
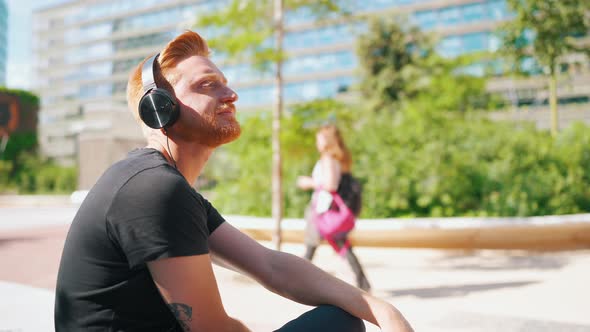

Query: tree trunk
[271,0,284,251]
[549,66,558,137]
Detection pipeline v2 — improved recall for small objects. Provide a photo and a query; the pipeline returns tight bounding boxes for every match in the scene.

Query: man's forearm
[265,250,413,331]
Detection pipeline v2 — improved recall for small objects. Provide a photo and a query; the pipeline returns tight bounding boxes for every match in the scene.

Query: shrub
[206,99,590,218]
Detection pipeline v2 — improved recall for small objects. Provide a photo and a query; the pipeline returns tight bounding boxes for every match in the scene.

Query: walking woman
[297,124,371,291]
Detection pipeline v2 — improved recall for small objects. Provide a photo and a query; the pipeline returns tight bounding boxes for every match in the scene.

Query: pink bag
[312,191,356,255]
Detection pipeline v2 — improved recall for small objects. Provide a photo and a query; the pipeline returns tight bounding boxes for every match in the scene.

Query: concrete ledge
[0,195,72,208]
[1,200,589,250]
[226,214,590,250]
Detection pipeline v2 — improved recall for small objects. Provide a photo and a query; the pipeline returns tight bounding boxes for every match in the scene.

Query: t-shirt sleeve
[106,168,210,269]
[201,196,225,235]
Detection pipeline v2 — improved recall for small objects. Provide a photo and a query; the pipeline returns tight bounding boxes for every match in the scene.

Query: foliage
[349,107,590,217]
[0,133,77,194]
[203,114,272,215]
[194,0,344,69]
[498,0,590,136]
[412,54,505,112]
[356,17,433,111]
[357,18,502,113]
[0,86,40,108]
[14,152,78,194]
[207,99,590,218]
[0,132,37,161]
[499,0,590,75]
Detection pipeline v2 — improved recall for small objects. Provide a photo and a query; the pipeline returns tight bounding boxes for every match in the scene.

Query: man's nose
[222,87,238,103]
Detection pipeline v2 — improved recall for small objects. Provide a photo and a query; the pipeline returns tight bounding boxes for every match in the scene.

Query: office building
[0,0,8,86]
[33,0,589,187]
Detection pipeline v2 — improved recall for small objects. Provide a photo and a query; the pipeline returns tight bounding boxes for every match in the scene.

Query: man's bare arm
[209,223,413,331]
[270,250,413,331]
[147,254,251,332]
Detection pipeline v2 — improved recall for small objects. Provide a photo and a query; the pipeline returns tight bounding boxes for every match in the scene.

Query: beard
[193,110,241,147]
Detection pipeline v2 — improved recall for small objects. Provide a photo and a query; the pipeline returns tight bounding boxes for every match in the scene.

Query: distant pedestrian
[297,124,371,291]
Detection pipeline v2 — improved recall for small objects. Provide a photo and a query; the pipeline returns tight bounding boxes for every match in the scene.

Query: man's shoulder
[91,148,190,207]
[104,161,202,226]
[116,166,191,202]
[115,148,171,173]
[108,148,181,185]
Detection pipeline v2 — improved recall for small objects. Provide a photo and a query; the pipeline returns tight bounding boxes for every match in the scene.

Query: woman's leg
[333,237,371,291]
[274,305,365,332]
[345,247,372,292]
[303,244,317,261]
[303,204,321,261]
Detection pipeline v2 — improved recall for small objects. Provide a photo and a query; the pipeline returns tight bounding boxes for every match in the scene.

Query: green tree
[499,0,590,137]
[357,18,499,113]
[0,87,40,108]
[413,54,504,113]
[356,18,433,111]
[195,0,344,249]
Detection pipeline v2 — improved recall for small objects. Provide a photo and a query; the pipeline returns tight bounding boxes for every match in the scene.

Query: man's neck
[146,138,214,186]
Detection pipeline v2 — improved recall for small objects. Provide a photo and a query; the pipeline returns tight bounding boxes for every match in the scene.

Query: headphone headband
[141,53,159,93]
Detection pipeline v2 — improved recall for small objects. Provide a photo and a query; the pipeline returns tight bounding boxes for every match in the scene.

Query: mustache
[217,103,235,113]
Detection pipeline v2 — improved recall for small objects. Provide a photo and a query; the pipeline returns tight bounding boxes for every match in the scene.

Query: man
[54,30,414,332]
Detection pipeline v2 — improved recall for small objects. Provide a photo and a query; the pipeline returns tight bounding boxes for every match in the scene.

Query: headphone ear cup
[138,88,180,129]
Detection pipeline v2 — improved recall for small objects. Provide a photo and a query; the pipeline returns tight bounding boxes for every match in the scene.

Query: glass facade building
[33,0,589,164]
[0,0,8,86]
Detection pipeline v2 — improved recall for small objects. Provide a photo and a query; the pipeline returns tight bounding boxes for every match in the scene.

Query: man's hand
[370,299,414,332]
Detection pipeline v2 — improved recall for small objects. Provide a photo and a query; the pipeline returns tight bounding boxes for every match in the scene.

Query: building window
[283,51,357,76]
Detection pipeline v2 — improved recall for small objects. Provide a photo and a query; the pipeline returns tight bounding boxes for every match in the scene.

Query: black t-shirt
[54,148,225,331]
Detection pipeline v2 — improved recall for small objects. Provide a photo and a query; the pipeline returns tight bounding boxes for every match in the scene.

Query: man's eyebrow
[192,72,228,85]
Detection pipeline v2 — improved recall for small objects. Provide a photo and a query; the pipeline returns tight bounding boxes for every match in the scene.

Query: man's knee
[276,304,366,332]
[316,305,365,332]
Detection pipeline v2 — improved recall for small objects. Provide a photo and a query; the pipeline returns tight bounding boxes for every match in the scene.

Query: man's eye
[201,80,217,88]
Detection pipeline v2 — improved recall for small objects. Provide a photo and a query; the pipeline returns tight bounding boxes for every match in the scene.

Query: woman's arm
[319,155,340,192]
[296,175,316,190]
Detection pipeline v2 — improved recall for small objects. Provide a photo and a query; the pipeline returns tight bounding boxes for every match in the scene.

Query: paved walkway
[1,207,590,331]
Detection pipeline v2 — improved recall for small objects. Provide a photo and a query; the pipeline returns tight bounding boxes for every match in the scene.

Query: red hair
[318,124,352,172]
[126,30,210,121]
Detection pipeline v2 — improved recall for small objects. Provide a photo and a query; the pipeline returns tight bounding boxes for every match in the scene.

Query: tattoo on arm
[168,303,193,331]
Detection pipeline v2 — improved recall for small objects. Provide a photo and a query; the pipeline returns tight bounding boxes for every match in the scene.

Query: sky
[5,0,67,89]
